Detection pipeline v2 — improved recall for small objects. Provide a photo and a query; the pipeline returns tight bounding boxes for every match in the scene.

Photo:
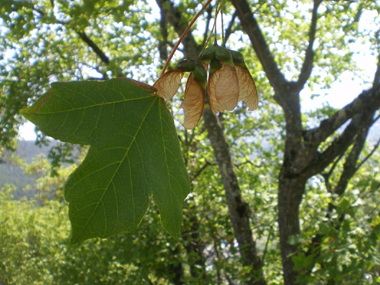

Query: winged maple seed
[208,60,239,115]
[229,50,259,111]
[180,61,207,129]
[234,65,258,111]
[180,73,205,129]
[201,45,257,115]
[154,47,258,129]
[153,70,184,100]
[154,59,208,129]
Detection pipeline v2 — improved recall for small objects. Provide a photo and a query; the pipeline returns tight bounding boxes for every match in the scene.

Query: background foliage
[1,0,380,284]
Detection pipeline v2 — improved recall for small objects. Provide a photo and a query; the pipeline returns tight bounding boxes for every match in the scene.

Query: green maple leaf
[20,78,190,244]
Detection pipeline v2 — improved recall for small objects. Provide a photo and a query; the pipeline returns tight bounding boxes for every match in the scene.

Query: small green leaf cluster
[0,156,260,284]
[293,153,380,284]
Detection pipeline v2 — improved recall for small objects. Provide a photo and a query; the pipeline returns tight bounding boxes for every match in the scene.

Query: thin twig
[221,0,225,45]
[235,160,262,168]
[296,0,322,88]
[198,9,218,57]
[201,4,214,47]
[373,29,380,87]
[262,226,273,264]
[223,10,237,47]
[213,3,223,45]
[160,0,213,77]
[321,152,345,194]
[355,136,380,171]
[192,161,216,179]
[213,240,222,285]
[224,271,234,285]
[324,152,345,179]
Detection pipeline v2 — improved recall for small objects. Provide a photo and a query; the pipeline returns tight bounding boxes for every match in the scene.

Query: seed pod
[200,45,217,62]
[192,62,207,89]
[229,50,245,67]
[209,57,222,74]
[174,59,199,72]
[201,45,235,68]
[214,46,235,68]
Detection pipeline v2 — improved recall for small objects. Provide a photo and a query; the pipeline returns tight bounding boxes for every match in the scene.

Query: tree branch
[155,0,200,59]
[333,120,370,195]
[167,246,185,285]
[261,226,273,265]
[356,136,380,171]
[373,32,380,87]
[182,203,207,281]
[321,152,345,193]
[304,84,380,148]
[213,240,222,285]
[25,2,112,69]
[223,10,237,47]
[374,59,380,87]
[229,0,307,168]
[295,0,322,90]
[230,0,287,93]
[191,161,215,180]
[201,4,214,48]
[304,110,376,177]
[158,3,169,61]
[76,31,110,65]
[304,120,373,278]
[25,3,111,67]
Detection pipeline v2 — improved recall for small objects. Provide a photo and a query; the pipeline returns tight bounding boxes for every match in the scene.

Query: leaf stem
[212,3,222,46]
[159,0,214,77]
[221,2,224,45]
[198,2,221,58]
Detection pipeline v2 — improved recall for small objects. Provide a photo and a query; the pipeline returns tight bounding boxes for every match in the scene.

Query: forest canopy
[1,0,380,284]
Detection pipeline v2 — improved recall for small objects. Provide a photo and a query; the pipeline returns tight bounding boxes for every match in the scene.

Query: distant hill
[0,140,56,199]
[0,121,378,199]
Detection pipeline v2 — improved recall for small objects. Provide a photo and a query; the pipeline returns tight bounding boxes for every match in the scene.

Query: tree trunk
[182,203,207,282]
[155,0,267,283]
[277,175,307,284]
[203,106,266,285]
[168,246,185,285]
